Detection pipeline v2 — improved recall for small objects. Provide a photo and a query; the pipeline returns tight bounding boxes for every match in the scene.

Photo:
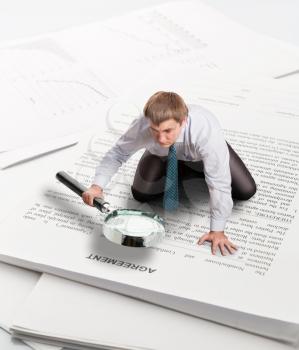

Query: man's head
[144,91,188,148]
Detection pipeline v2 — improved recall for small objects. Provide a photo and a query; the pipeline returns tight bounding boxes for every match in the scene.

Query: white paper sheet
[0,263,39,332]
[0,119,66,350]
[0,36,115,152]
[51,1,299,94]
[11,273,299,350]
[0,263,61,350]
[0,134,79,170]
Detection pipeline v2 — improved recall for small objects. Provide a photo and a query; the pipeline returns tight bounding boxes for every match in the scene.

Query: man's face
[149,117,187,148]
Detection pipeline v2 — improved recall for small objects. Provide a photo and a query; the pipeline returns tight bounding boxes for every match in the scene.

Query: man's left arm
[197,125,237,255]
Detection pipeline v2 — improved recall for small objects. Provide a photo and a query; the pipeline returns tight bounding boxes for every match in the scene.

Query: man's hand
[198,231,237,256]
[82,184,103,207]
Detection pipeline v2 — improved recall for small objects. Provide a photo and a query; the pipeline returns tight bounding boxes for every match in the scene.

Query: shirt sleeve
[93,117,146,189]
[197,116,233,232]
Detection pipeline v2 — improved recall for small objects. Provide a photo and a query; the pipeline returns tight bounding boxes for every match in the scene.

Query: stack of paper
[1,2,299,350]
[1,70,299,347]
[10,273,297,350]
[0,263,60,350]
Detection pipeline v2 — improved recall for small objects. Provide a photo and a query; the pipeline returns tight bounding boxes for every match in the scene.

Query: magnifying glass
[56,171,165,248]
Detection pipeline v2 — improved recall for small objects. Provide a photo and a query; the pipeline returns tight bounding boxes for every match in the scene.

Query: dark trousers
[131,143,256,202]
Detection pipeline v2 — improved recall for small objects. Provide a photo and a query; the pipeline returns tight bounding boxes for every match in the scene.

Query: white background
[0,1,298,349]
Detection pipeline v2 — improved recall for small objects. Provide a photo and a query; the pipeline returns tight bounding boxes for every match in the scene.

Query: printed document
[0,72,298,341]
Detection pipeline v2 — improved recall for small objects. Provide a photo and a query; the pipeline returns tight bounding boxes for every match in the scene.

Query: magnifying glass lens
[103,209,165,247]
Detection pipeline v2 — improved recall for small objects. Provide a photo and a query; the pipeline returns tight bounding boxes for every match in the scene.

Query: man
[83,91,256,255]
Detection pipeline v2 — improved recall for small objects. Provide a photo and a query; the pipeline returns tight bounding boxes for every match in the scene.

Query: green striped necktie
[163,144,179,210]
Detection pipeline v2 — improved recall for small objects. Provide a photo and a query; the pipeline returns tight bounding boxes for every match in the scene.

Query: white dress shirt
[94,104,233,232]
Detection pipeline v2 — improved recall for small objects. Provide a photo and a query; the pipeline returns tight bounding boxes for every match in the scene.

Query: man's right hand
[82,184,103,207]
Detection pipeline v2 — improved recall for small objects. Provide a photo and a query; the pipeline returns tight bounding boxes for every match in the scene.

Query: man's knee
[232,180,257,200]
[131,186,161,203]
[131,186,146,202]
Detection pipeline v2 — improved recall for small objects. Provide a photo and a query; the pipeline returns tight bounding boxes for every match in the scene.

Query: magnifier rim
[103,208,165,247]
[104,208,165,227]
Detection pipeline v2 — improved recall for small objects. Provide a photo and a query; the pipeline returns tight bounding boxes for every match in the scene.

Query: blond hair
[143,91,188,125]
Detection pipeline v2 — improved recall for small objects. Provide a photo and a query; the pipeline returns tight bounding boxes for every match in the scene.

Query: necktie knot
[169,144,176,157]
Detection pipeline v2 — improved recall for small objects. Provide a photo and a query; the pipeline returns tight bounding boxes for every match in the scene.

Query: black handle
[56,171,110,213]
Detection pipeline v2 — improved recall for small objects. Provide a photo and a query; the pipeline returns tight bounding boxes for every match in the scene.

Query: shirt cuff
[210,217,227,232]
[93,174,111,189]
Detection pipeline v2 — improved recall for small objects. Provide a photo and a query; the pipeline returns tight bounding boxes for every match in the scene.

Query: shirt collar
[175,118,188,144]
